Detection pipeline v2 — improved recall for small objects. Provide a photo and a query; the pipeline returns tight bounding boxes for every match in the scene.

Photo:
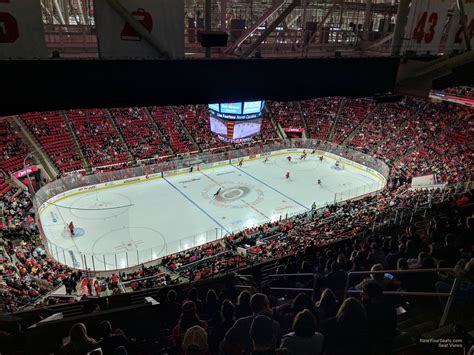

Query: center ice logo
[215,186,250,202]
[202,182,264,209]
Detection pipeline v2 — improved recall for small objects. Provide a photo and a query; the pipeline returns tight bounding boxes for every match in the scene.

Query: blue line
[232,165,310,210]
[163,176,230,233]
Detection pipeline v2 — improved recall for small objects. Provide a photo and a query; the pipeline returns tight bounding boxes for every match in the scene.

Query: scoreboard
[208,101,265,142]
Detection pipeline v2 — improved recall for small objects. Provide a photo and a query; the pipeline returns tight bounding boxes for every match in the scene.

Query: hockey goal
[61,224,72,238]
[334,160,344,170]
[61,222,76,239]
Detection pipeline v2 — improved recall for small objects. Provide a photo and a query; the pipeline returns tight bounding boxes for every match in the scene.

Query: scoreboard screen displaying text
[208,101,265,142]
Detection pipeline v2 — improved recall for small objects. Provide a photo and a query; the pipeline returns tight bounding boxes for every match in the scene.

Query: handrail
[264,267,459,328]
[122,272,166,285]
[347,268,454,275]
[346,290,451,297]
[268,273,316,277]
[343,267,459,327]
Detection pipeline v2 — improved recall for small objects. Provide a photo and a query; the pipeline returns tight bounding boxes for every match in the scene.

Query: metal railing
[266,267,459,328]
[344,268,459,327]
[267,273,319,299]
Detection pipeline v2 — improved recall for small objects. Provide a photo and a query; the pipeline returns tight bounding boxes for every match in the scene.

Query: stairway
[327,98,346,141]
[143,107,167,140]
[9,116,58,179]
[297,101,309,138]
[169,107,200,152]
[341,103,380,145]
[374,102,428,163]
[265,105,286,139]
[63,111,91,173]
[105,109,135,162]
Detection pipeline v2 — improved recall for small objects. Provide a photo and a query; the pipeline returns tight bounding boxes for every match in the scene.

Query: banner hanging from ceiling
[401,0,453,55]
[445,1,474,53]
[94,0,184,59]
[0,0,47,59]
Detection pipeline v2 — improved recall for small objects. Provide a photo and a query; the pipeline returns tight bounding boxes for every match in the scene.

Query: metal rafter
[240,0,300,58]
[223,0,286,55]
[302,1,338,56]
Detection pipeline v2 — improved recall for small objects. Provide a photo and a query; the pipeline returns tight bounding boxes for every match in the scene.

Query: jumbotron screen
[208,101,265,142]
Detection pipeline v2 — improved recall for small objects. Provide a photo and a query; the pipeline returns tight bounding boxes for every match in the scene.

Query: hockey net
[334,160,344,170]
[61,223,73,238]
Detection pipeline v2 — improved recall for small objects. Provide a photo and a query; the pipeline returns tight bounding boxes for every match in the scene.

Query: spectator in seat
[57,322,99,355]
[164,289,182,329]
[396,258,417,292]
[262,284,279,308]
[235,290,252,319]
[221,293,280,355]
[280,309,324,355]
[362,282,397,355]
[182,325,208,355]
[356,264,396,291]
[314,288,338,323]
[275,292,314,334]
[96,320,131,355]
[417,256,439,292]
[435,258,474,310]
[203,289,219,322]
[250,315,287,355]
[209,299,235,352]
[440,234,459,266]
[323,262,347,300]
[367,243,387,268]
[322,298,368,355]
[348,255,366,286]
[186,288,203,313]
[455,192,470,208]
[173,301,207,353]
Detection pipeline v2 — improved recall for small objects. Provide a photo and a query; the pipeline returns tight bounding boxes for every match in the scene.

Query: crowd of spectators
[442,86,474,98]
[67,109,130,167]
[109,107,171,160]
[389,103,472,184]
[331,98,376,145]
[0,190,73,312]
[0,118,31,174]
[147,106,197,154]
[1,97,472,320]
[174,105,230,152]
[268,101,305,129]
[300,97,342,140]
[20,112,83,172]
[348,99,416,153]
[57,208,474,355]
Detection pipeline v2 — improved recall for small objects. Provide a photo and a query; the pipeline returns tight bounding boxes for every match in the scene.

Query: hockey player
[263,157,269,163]
[317,179,321,185]
[287,156,292,163]
[319,155,324,163]
[68,221,75,236]
[238,160,243,167]
[286,172,290,179]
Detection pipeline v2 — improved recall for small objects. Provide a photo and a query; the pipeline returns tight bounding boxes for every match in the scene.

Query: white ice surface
[40,154,383,271]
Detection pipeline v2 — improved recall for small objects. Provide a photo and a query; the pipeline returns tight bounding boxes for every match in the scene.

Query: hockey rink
[39,152,385,271]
